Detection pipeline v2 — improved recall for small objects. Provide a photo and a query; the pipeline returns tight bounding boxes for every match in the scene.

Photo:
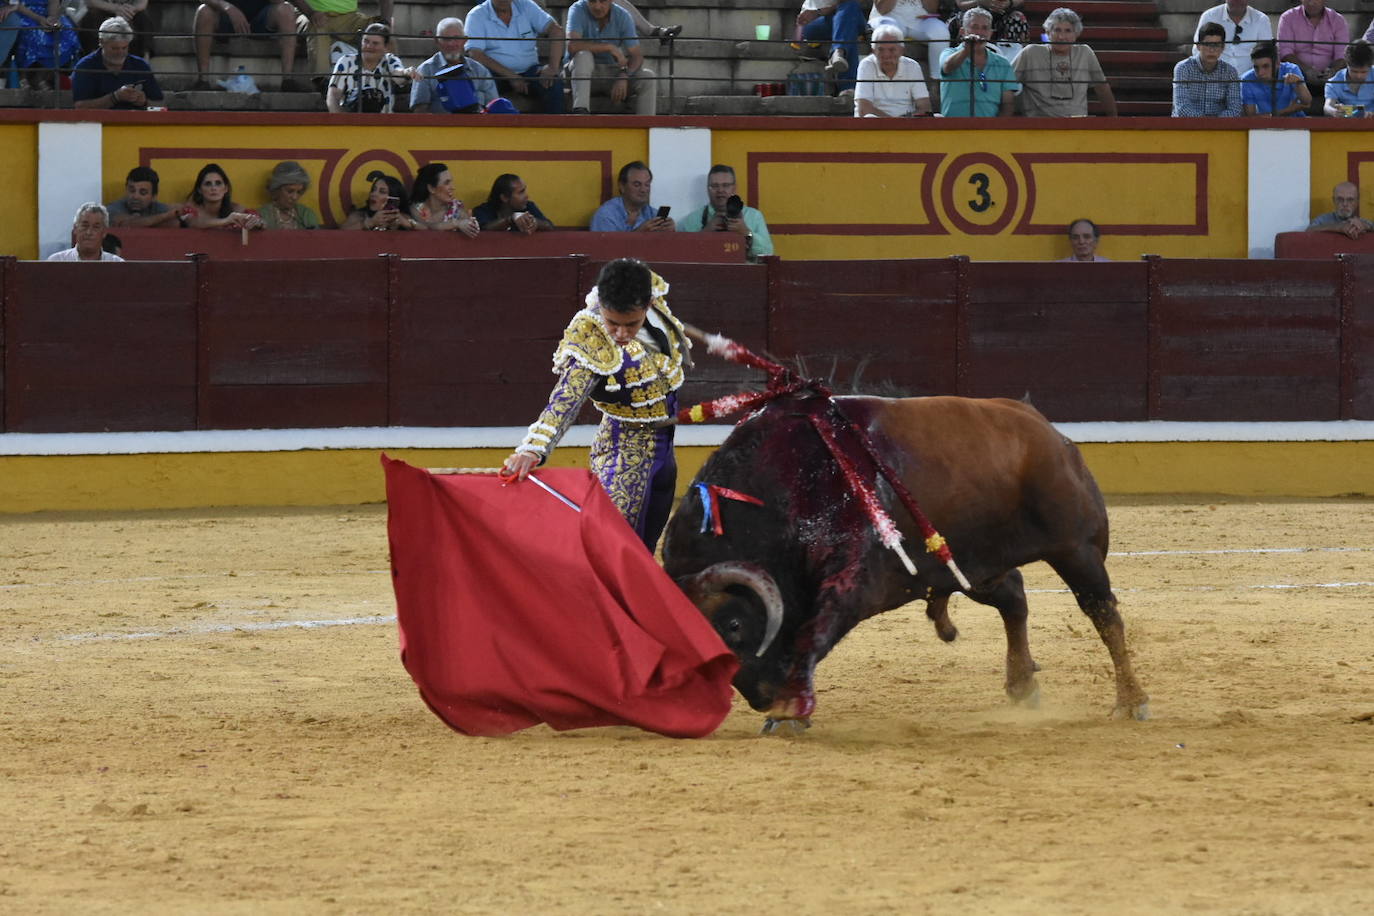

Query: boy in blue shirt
[1241,41,1310,116]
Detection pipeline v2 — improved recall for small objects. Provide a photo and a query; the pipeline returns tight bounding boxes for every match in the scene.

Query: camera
[349,87,388,113]
[725,194,744,219]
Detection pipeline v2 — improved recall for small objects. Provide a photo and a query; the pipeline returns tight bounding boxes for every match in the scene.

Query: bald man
[1307,181,1374,239]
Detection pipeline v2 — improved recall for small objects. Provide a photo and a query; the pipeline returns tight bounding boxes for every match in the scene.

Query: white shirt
[1195,4,1273,76]
[854,53,929,117]
[868,0,940,34]
[47,247,123,261]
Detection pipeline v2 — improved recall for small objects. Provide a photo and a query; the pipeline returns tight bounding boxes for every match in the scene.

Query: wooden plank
[0,257,10,432]
[1151,260,1341,420]
[771,260,958,396]
[6,262,196,432]
[199,259,389,429]
[1339,254,1374,419]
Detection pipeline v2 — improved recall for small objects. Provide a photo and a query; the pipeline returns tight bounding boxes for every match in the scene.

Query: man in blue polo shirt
[939,8,1018,117]
[1323,39,1374,117]
[590,161,675,232]
[1241,41,1310,116]
[71,17,164,110]
[465,0,566,113]
[565,0,655,114]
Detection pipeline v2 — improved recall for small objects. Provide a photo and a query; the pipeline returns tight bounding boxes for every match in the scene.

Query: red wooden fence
[2,254,1370,433]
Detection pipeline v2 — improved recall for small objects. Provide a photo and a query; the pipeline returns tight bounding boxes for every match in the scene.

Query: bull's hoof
[1009,684,1041,710]
[760,717,811,736]
[933,620,958,642]
[1110,701,1151,721]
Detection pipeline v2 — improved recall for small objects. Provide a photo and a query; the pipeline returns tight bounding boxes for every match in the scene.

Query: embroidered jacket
[517,273,690,459]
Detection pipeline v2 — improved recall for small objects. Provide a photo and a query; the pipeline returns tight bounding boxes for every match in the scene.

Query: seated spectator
[72,16,163,110]
[259,161,321,229]
[939,8,1018,117]
[0,6,23,78]
[1241,41,1310,116]
[327,21,415,113]
[678,164,774,261]
[869,0,949,97]
[944,0,1027,52]
[1323,39,1374,117]
[341,170,422,230]
[797,1,862,93]
[1013,7,1115,117]
[48,203,124,261]
[1194,1,1272,79]
[411,17,499,113]
[1307,181,1373,238]
[590,160,674,231]
[611,0,679,45]
[464,0,566,115]
[1278,0,1348,115]
[854,22,931,117]
[77,0,155,60]
[1172,22,1241,117]
[9,0,80,87]
[409,162,480,235]
[178,162,263,230]
[291,0,389,92]
[474,173,555,233]
[1061,218,1108,261]
[106,165,179,228]
[191,0,304,92]
[565,0,655,115]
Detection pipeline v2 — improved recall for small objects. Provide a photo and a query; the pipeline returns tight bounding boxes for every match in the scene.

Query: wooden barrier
[111,228,748,263]
[2,254,1371,433]
[1273,231,1374,259]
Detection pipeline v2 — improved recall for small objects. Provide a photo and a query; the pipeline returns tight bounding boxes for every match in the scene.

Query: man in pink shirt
[1278,0,1349,114]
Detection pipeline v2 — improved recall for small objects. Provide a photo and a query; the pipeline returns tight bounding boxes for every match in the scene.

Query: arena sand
[2,497,1372,915]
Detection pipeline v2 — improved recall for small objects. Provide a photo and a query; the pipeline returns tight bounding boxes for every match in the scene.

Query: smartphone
[656,205,671,220]
[384,196,399,211]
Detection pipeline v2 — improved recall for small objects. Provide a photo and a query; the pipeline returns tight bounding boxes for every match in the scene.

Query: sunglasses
[1232,23,1242,44]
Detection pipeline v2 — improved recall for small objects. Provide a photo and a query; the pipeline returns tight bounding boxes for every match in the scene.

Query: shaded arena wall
[2,254,1371,435]
[5,111,1374,261]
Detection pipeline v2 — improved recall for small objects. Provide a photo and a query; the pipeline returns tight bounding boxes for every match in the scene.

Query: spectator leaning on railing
[1194,0,1272,78]
[939,7,1018,117]
[1172,21,1241,117]
[1322,39,1374,117]
[1012,7,1115,117]
[71,15,164,110]
[1277,0,1348,115]
[1241,41,1310,116]
[107,165,179,228]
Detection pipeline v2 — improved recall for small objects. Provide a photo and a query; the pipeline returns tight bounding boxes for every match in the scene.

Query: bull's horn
[680,562,784,658]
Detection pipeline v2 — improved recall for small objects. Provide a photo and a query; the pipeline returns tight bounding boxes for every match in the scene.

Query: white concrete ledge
[1,420,1372,456]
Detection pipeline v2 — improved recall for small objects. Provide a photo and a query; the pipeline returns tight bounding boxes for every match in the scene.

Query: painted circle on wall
[939,152,1019,235]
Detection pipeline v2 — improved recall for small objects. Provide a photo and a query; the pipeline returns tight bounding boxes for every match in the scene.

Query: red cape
[382,455,738,738]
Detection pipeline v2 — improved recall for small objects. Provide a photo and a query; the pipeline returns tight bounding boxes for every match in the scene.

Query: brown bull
[662,394,1150,727]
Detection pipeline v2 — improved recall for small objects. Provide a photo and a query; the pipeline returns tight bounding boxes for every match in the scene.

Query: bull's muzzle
[676,561,784,658]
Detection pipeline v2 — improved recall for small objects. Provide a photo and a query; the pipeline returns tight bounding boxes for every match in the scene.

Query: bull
[663,393,1150,729]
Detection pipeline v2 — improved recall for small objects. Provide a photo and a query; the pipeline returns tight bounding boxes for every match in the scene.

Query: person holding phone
[71,16,164,110]
[589,160,675,232]
[341,170,422,230]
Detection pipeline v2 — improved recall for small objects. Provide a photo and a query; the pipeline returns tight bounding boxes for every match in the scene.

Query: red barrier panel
[389,257,584,427]
[1339,255,1374,420]
[113,228,747,264]
[1149,259,1342,420]
[965,262,1149,421]
[1273,231,1374,259]
[770,259,960,396]
[198,259,390,429]
[4,261,197,432]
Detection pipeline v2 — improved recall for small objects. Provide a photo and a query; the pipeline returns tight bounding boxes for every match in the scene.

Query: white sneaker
[825,51,847,76]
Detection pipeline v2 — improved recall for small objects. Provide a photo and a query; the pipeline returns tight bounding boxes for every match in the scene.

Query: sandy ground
[2,496,1373,915]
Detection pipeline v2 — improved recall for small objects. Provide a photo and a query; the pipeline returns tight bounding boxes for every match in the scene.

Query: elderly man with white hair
[48,204,124,262]
[71,16,164,110]
[411,17,500,113]
[854,22,932,116]
[1012,7,1116,117]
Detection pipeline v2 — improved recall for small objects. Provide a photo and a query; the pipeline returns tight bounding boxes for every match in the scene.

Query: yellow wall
[1310,132,1374,216]
[101,124,650,230]
[1,441,1371,513]
[1,123,39,259]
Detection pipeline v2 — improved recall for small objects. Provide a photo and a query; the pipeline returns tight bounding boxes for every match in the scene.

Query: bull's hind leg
[925,592,959,642]
[1048,548,1150,721]
[964,570,1040,707]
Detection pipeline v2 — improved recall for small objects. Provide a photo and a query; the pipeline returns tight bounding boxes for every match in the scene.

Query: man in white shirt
[1195,0,1273,76]
[47,203,125,262]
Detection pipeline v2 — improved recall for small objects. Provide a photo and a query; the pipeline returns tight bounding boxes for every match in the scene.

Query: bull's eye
[719,614,746,649]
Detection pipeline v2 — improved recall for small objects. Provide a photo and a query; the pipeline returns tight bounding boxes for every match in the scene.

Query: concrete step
[1023,1,1164,24]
